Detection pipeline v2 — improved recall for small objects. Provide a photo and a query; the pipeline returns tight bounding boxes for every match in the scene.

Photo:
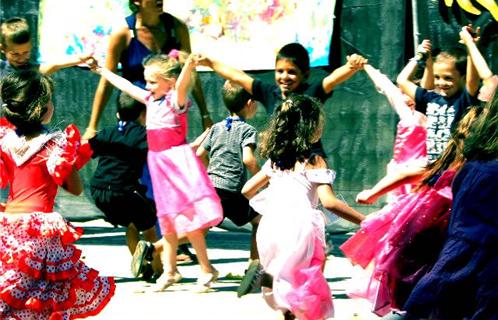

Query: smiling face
[1,38,32,68]
[144,66,175,99]
[274,58,306,97]
[433,60,465,98]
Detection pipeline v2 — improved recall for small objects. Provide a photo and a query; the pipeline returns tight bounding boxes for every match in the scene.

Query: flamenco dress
[0,123,115,320]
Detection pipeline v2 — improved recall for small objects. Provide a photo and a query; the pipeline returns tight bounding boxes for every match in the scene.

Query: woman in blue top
[85,0,212,139]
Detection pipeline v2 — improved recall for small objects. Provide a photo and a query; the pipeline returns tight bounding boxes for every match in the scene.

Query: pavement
[76,219,382,320]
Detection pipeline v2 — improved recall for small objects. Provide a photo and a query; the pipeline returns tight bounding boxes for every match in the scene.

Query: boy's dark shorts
[90,185,157,231]
[215,188,259,226]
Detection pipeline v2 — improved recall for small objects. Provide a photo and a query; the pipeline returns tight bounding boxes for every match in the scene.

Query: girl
[0,70,114,319]
[91,53,223,292]
[404,90,498,319]
[241,94,365,320]
[355,64,428,204]
[340,105,483,316]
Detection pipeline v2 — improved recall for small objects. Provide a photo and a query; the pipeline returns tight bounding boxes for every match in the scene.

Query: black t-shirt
[251,78,330,156]
[89,121,148,191]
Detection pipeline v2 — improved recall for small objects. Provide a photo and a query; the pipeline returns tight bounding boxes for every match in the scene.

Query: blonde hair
[142,50,192,80]
[0,17,31,47]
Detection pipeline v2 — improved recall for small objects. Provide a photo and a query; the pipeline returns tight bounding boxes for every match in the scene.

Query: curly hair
[1,69,54,135]
[259,94,324,170]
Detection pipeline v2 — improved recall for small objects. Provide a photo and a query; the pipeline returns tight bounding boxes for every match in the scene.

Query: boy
[196,80,260,261]
[397,37,479,162]
[0,17,91,78]
[196,42,367,156]
[89,92,160,280]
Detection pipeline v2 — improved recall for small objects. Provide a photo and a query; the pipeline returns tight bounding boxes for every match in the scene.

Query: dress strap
[125,14,137,38]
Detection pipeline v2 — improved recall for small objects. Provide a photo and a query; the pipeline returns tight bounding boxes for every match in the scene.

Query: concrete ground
[77,219,383,320]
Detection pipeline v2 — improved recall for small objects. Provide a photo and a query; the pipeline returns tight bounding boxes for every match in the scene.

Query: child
[0,70,114,319]
[240,94,365,320]
[355,64,428,205]
[90,53,223,292]
[88,92,160,279]
[340,106,483,317]
[196,42,367,156]
[404,90,498,319]
[397,36,479,163]
[196,80,260,261]
[0,17,92,77]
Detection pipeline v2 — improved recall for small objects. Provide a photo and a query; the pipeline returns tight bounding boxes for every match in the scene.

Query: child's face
[0,39,32,68]
[274,58,305,96]
[144,67,175,100]
[433,60,465,98]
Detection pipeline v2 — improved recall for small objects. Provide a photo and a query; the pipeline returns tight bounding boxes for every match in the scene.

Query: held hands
[459,24,480,45]
[192,54,213,69]
[346,54,368,71]
[355,189,377,205]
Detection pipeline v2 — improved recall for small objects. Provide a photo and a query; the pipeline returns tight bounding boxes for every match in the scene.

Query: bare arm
[175,20,212,128]
[322,53,367,94]
[95,67,149,104]
[176,54,196,107]
[318,184,365,224]
[39,53,93,75]
[396,59,419,100]
[356,166,426,204]
[62,166,83,195]
[195,145,209,167]
[242,145,260,176]
[85,28,128,138]
[242,169,270,199]
[196,55,255,94]
[460,26,489,95]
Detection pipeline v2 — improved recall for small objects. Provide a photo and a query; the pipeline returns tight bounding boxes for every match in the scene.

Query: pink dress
[250,161,334,320]
[145,92,223,234]
[0,124,114,320]
[340,170,455,316]
[366,66,428,202]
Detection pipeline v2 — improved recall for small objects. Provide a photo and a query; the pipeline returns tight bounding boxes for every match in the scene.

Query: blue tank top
[120,13,180,88]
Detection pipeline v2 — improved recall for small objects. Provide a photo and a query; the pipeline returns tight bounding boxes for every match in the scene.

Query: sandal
[237,259,263,297]
[131,240,154,277]
[196,268,219,293]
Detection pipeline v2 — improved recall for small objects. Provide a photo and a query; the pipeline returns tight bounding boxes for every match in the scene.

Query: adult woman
[85,0,212,138]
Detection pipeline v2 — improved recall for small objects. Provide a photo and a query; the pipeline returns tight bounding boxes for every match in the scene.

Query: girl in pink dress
[0,70,115,319]
[356,64,428,205]
[340,106,483,316]
[242,94,365,320]
[92,52,223,292]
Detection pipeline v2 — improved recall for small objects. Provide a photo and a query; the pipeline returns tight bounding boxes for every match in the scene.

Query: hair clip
[168,49,180,60]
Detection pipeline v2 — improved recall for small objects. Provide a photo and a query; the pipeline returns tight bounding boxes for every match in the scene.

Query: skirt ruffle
[0,212,115,320]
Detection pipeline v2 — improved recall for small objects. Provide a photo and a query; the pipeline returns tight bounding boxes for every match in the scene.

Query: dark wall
[1,0,496,223]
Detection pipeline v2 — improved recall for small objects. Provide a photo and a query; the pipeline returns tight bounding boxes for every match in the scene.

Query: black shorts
[216,188,259,226]
[90,186,157,231]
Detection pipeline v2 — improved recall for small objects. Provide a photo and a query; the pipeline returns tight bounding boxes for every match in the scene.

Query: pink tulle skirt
[0,212,115,320]
[148,144,223,235]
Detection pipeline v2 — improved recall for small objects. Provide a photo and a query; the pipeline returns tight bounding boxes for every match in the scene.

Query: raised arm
[196,55,255,95]
[460,26,490,96]
[176,54,196,107]
[93,64,149,105]
[175,20,212,128]
[39,53,93,75]
[396,59,420,100]
[322,53,367,94]
[85,28,128,138]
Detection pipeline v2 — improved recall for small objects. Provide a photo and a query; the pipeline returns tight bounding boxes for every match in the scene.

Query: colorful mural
[163,0,336,70]
[37,0,131,65]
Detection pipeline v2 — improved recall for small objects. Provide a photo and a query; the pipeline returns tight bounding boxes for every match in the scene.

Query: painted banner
[38,0,336,70]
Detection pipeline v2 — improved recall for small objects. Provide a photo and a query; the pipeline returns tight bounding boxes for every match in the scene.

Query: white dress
[250,160,335,320]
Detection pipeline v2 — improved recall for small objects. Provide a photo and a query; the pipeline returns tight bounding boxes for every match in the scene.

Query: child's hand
[347,54,368,70]
[85,57,100,73]
[460,25,480,45]
[418,39,432,57]
[355,189,376,204]
[193,54,213,68]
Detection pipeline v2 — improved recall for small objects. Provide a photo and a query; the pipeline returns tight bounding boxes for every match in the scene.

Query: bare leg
[249,215,261,260]
[143,226,162,274]
[186,229,213,274]
[126,223,139,255]
[162,234,179,276]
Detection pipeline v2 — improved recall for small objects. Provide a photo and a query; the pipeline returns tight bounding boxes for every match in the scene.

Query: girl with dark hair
[241,94,364,320]
[0,70,114,319]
